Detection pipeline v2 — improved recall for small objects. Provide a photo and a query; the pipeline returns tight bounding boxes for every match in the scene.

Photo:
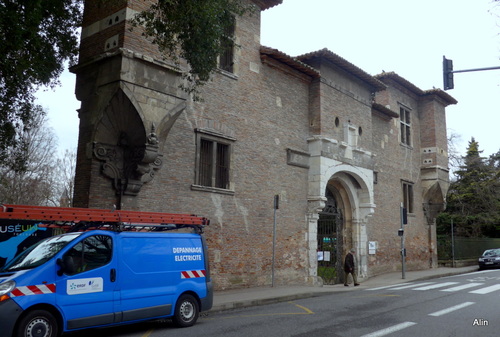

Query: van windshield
[1,233,81,272]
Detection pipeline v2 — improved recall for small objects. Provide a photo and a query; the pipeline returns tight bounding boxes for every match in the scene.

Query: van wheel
[16,310,59,337]
[172,294,199,327]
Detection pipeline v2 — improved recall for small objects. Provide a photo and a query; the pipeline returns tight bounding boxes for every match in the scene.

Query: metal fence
[438,235,500,260]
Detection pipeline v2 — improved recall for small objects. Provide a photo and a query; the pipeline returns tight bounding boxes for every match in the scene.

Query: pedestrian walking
[344,248,360,286]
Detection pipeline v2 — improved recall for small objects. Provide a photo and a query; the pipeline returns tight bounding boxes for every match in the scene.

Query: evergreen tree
[438,138,500,237]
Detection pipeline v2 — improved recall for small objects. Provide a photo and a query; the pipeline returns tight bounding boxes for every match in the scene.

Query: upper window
[219,17,235,73]
[195,131,233,191]
[400,107,411,146]
[402,181,414,214]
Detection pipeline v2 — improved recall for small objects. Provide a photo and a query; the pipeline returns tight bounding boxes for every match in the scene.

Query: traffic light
[443,56,454,90]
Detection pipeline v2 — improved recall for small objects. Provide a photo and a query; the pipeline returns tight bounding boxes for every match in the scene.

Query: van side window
[64,235,112,275]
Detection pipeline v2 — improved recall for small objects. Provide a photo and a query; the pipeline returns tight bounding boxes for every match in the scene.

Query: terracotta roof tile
[260,46,320,78]
[375,72,424,95]
[253,0,283,10]
[422,88,458,106]
[297,48,387,91]
[375,72,457,106]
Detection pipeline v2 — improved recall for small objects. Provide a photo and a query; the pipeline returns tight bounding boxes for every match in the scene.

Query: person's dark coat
[344,252,354,273]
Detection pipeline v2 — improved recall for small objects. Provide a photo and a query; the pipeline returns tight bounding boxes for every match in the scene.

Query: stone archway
[308,163,375,284]
[306,135,377,284]
[316,175,361,284]
[326,171,372,280]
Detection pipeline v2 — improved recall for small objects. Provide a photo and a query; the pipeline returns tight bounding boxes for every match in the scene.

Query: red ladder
[0,204,209,227]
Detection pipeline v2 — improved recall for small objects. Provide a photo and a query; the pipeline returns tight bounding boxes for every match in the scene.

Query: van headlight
[0,280,16,296]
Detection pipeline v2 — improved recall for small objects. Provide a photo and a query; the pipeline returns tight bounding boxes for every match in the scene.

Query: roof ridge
[260,46,320,78]
[297,48,386,91]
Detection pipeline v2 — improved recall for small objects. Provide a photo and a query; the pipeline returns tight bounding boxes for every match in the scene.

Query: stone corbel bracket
[93,125,163,196]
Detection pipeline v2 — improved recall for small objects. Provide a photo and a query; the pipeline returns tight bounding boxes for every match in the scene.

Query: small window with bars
[196,134,232,190]
[400,107,411,146]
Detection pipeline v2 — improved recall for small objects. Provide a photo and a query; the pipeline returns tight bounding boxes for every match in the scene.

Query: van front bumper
[0,298,23,337]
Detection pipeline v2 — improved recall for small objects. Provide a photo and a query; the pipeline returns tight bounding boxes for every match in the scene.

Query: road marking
[429,302,475,317]
[355,294,402,298]
[359,322,417,337]
[413,282,459,290]
[368,281,500,294]
[441,283,484,292]
[293,303,315,314]
[469,284,500,294]
[209,302,315,320]
[390,282,435,290]
[141,329,155,337]
[366,283,413,291]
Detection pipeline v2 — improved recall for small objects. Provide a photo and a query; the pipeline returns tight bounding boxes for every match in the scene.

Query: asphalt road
[67,269,500,337]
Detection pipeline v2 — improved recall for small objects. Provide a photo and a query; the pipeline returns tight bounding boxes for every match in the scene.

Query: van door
[55,233,117,330]
[118,233,208,322]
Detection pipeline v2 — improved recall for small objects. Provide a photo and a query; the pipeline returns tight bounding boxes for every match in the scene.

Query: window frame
[402,181,414,214]
[63,235,113,275]
[219,16,236,73]
[399,106,412,147]
[193,129,234,194]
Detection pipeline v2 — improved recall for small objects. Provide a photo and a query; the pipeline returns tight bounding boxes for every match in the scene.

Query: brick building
[72,0,457,289]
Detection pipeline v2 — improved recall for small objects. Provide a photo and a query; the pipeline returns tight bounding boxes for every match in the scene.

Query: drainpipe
[272,195,279,287]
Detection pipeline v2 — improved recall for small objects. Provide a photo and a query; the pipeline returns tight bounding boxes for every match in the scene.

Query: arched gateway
[307,136,376,285]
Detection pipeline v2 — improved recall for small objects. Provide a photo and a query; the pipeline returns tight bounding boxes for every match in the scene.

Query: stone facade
[72,0,457,290]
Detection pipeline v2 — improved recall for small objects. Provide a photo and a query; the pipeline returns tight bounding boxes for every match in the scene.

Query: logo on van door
[67,277,103,295]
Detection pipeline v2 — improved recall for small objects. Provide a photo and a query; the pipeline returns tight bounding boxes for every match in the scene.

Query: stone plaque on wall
[286,148,310,169]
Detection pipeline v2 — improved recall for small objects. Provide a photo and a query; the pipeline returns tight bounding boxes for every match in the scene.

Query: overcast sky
[261,0,500,158]
[37,0,499,158]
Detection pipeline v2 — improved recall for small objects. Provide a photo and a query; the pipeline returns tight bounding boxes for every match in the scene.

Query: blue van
[0,228,213,337]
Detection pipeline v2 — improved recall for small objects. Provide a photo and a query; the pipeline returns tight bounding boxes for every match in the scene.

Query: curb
[211,291,325,313]
[209,266,479,314]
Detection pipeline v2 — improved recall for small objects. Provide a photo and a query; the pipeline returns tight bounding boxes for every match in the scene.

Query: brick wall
[73,0,453,288]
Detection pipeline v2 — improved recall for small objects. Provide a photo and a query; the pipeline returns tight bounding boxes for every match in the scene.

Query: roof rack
[0,204,209,233]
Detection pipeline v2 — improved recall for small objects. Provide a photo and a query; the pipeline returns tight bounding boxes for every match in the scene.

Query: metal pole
[451,219,455,268]
[401,203,406,279]
[272,195,279,287]
[452,65,500,74]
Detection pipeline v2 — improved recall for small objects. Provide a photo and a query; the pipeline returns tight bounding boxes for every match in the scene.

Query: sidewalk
[211,265,479,313]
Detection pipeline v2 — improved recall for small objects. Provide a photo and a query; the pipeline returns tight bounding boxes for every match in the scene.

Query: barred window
[400,107,411,146]
[196,133,232,190]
